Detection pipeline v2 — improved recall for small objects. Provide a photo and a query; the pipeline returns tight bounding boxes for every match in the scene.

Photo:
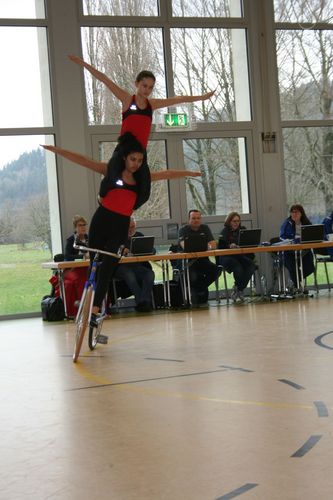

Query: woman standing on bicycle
[42,132,201,326]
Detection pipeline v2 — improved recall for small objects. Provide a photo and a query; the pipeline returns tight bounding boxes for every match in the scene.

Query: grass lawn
[0,243,52,316]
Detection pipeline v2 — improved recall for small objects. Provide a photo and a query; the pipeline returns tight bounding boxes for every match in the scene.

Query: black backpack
[41,295,65,321]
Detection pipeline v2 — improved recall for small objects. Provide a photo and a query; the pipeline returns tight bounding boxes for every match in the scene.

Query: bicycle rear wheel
[88,319,104,350]
[73,285,93,362]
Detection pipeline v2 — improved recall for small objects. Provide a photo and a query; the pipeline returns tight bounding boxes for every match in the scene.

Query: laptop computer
[130,236,155,256]
[237,228,262,248]
[183,233,208,252]
[300,224,324,243]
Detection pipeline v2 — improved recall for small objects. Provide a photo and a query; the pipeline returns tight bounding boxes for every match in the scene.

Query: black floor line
[145,357,184,362]
[314,401,329,417]
[291,435,322,457]
[219,365,254,372]
[314,331,333,350]
[216,483,259,499]
[278,378,305,390]
[67,368,228,391]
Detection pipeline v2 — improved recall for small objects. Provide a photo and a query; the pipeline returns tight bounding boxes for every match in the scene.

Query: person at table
[112,217,155,313]
[178,209,218,305]
[64,214,89,261]
[280,204,315,290]
[322,210,333,258]
[218,211,256,302]
[63,215,89,318]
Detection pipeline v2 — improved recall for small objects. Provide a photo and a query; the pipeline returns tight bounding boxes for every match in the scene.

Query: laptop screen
[183,233,208,252]
[300,225,324,243]
[237,229,262,248]
[130,236,155,256]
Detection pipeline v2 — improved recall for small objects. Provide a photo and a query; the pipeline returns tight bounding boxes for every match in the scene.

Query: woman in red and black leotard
[68,56,215,206]
[42,133,201,323]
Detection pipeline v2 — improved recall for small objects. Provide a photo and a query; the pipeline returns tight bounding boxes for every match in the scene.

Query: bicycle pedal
[97,334,108,344]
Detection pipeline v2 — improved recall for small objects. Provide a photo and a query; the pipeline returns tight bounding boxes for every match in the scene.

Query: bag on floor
[153,281,184,309]
[41,295,65,321]
[153,283,165,309]
[169,280,184,308]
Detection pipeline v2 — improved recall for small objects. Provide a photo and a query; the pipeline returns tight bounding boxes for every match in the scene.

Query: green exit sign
[163,113,189,128]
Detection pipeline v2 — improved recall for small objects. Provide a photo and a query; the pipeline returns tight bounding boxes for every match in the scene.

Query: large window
[0,0,45,18]
[0,12,61,317]
[275,0,333,218]
[0,27,52,128]
[171,28,251,122]
[81,27,165,126]
[82,0,159,16]
[183,137,249,215]
[171,0,243,18]
[80,2,253,220]
[282,127,333,221]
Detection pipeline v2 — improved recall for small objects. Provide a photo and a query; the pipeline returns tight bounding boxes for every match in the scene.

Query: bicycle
[73,243,121,363]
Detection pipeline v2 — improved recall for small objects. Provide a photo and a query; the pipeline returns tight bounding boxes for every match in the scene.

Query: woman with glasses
[62,215,89,318]
[280,204,315,291]
[65,215,89,261]
[218,212,256,302]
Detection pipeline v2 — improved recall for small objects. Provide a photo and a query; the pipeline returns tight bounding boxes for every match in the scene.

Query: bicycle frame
[72,243,122,362]
[74,242,122,324]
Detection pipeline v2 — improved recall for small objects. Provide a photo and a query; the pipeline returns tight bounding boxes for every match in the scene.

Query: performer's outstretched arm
[42,145,201,181]
[41,145,108,175]
[68,55,130,106]
[151,170,201,181]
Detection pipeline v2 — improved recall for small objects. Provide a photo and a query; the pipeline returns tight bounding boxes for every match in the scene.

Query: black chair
[313,248,333,291]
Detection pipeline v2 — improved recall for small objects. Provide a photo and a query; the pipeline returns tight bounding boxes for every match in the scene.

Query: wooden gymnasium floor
[2,293,333,500]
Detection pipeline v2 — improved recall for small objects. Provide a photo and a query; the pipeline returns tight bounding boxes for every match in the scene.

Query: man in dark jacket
[178,209,218,305]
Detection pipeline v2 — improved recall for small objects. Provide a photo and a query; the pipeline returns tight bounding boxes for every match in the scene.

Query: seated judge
[280,204,315,289]
[218,212,256,302]
[322,210,333,258]
[63,215,89,318]
[113,217,155,313]
[178,209,218,305]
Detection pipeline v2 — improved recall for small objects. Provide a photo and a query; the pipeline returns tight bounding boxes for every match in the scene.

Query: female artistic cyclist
[42,133,201,326]
[69,55,214,206]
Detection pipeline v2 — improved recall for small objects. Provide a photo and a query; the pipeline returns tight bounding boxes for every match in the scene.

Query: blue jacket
[280,218,295,240]
[280,217,313,241]
[322,213,333,239]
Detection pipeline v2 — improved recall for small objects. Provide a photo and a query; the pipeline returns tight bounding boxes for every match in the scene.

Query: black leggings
[89,205,130,308]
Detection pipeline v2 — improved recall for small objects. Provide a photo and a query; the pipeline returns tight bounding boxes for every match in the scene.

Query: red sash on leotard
[101,188,137,216]
[121,95,152,148]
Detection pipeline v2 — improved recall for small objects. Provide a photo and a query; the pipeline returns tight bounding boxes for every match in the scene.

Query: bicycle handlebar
[73,243,121,259]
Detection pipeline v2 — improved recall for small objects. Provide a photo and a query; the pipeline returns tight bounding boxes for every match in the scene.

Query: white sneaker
[231,286,238,302]
[238,290,245,302]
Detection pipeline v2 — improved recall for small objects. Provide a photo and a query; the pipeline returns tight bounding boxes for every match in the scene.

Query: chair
[269,237,289,297]
[249,264,265,298]
[109,277,132,312]
[215,264,230,304]
[313,249,333,291]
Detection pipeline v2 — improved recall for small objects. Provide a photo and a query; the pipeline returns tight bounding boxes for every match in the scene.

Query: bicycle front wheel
[73,285,93,362]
